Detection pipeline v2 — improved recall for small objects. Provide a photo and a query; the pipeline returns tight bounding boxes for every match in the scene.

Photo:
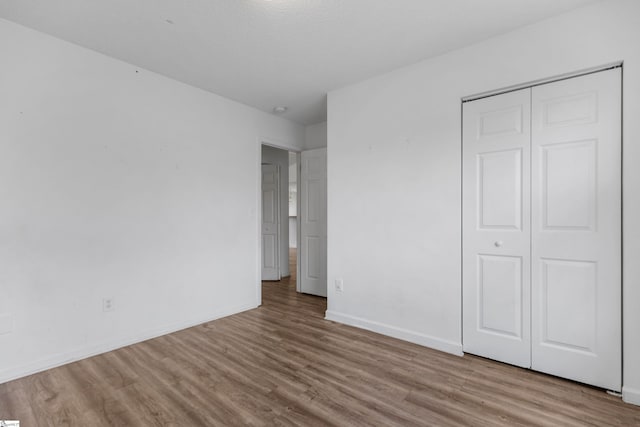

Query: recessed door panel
[478,255,522,338]
[541,139,597,231]
[307,179,322,223]
[306,236,321,279]
[262,188,276,224]
[478,106,523,139]
[540,258,597,353]
[478,149,522,230]
[542,92,597,128]
[262,234,278,269]
[263,170,276,184]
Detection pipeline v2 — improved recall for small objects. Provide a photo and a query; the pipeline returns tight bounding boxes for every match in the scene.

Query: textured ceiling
[0,0,600,125]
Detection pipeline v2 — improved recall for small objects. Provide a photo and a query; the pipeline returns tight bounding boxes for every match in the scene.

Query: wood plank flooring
[1,249,639,426]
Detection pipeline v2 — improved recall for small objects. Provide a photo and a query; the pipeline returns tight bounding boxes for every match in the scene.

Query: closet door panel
[462,88,531,368]
[531,68,621,391]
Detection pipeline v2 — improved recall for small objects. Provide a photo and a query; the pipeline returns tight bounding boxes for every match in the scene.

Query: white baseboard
[0,303,257,385]
[324,310,463,356]
[623,386,640,406]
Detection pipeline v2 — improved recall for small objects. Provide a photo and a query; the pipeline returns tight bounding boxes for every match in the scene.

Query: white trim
[256,139,263,306]
[259,135,302,153]
[623,386,640,406]
[462,61,622,102]
[0,303,257,385]
[325,310,463,356]
[275,164,281,280]
[296,151,302,293]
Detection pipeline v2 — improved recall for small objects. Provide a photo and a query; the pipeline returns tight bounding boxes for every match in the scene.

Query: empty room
[1,0,640,425]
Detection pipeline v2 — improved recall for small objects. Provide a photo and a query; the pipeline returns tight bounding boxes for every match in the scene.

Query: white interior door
[462,88,532,368]
[531,68,621,391]
[300,148,327,297]
[262,164,280,281]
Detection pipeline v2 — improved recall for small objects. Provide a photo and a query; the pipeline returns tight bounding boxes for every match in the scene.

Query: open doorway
[259,143,327,302]
[261,145,298,290]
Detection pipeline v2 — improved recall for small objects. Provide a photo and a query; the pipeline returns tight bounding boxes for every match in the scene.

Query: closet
[462,68,621,391]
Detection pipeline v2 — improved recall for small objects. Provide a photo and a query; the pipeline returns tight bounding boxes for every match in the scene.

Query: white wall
[0,18,304,383]
[304,121,327,149]
[262,145,291,277]
[327,0,640,405]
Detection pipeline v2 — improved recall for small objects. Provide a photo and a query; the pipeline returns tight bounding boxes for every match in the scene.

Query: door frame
[296,151,302,293]
[256,138,302,306]
[460,62,624,388]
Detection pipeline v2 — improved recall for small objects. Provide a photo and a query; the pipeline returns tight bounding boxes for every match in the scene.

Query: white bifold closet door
[530,69,621,390]
[463,68,621,391]
[462,88,532,368]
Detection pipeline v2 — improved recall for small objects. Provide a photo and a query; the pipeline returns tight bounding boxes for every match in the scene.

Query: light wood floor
[1,249,639,426]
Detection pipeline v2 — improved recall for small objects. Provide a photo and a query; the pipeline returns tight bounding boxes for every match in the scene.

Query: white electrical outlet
[335,279,344,292]
[103,298,115,312]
